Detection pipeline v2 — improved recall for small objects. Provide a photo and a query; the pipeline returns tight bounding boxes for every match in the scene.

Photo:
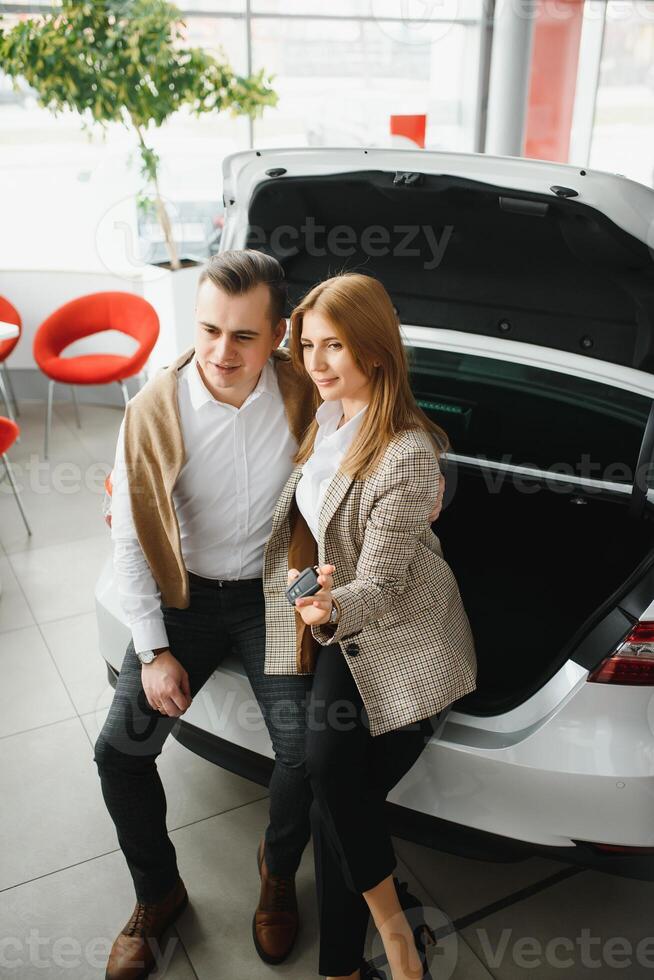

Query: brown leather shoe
[252,839,299,964]
[105,878,188,980]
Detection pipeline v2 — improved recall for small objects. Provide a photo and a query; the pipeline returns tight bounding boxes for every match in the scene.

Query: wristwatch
[136,648,164,665]
[329,599,340,625]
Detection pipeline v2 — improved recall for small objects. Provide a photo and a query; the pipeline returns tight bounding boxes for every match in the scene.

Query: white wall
[1,127,201,381]
[0,269,142,370]
[0,264,201,378]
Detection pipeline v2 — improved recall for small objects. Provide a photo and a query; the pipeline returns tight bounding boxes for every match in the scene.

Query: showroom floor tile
[0,848,198,980]
[0,399,117,555]
[168,798,495,980]
[0,624,77,738]
[40,612,115,716]
[0,715,120,891]
[0,552,35,632]
[457,864,654,979]
[2,401,653,978]
[0,483,111,555]
[54,399,125,463]
[394,837,568,925]
[8,534,111,623]
[3,400,95,468]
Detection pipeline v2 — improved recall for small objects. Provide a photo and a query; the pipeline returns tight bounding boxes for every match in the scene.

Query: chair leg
[70,386,82,429]
[0,370,15,423]
[44,379,54,460]
[2,453,31,536]
[119,381,129,409]
[1,363,19,417]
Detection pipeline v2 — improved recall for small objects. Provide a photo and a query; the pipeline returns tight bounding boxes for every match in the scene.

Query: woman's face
[300,310,372,407]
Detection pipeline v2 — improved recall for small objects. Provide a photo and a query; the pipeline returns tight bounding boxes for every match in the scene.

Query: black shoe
[393,877,438,978]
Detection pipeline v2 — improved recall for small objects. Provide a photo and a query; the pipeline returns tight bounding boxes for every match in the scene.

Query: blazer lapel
[318,469,354,549]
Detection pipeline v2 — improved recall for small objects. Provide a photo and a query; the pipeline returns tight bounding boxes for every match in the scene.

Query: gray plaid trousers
[93,577,313,902]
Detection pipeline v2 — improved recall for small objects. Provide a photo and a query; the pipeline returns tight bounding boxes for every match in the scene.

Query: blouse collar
[314,399,368,451]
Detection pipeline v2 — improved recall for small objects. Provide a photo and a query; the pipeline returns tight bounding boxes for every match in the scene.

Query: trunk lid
[222,147,654,373]
[222,148,654,501]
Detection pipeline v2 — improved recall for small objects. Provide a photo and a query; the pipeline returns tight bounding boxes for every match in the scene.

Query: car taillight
[587,621,654,685]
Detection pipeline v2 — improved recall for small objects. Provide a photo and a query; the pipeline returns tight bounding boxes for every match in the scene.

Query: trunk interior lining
[247,170,654,371]
[436,466,654,714]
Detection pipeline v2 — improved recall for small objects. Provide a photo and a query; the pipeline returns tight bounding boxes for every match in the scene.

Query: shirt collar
[187,356,276,412]
[315,398,368,448]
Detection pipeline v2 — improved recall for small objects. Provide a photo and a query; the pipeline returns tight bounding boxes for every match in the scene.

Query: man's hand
[288,564,335,626]
[428,474,446,523]
[141,650,192,717]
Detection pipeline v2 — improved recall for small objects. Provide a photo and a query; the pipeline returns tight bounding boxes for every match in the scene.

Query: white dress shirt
[111,356,298,652]
[295,399,368,542]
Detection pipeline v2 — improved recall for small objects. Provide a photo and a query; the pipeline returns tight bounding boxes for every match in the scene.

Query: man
[94,250,443,980]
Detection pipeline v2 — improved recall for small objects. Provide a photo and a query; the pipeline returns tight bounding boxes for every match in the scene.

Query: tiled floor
[1,399,653,978]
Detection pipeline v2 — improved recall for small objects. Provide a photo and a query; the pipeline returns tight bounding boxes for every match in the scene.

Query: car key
[286,565,321,606]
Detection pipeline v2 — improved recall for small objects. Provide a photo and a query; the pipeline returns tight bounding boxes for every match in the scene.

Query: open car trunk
[435,467,654,714]
[405,340,654,713]
[226,150,654,715]
[242,165,654,372]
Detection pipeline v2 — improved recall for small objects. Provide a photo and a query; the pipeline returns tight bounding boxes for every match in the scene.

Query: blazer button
[345,643,359,657]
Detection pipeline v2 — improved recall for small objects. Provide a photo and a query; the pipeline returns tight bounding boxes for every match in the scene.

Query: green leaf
[0,0,278,266]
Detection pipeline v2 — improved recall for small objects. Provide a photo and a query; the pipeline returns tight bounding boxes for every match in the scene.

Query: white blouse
[295,399,368,542]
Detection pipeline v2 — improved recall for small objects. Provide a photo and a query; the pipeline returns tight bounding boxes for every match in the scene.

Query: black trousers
[93,577,313,902]
[306,644,434,977]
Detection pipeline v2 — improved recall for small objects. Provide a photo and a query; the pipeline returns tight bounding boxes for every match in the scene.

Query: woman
[262,273,477,980]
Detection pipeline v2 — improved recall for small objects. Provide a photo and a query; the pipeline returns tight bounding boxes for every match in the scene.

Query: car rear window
[408,345,652,485]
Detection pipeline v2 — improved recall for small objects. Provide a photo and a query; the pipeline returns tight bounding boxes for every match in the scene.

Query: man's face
[194,280,286,407]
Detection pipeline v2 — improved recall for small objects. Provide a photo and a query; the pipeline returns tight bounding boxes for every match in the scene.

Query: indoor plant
[0,0,277,270]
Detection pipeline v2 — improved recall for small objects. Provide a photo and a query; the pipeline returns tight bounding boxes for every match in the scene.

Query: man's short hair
[198,250,288,326]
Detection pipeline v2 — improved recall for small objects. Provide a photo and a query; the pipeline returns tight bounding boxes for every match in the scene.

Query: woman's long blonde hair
[290,272,450,480]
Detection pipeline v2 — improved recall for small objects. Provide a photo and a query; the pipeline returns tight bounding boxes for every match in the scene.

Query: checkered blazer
[263,426,477,736]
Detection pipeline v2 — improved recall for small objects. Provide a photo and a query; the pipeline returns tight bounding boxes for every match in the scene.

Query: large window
[0,2,484,269]
[585,2,654,186]
[249,4,482,150]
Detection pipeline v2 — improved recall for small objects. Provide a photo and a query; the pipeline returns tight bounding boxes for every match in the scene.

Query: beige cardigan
[123,346,313,609]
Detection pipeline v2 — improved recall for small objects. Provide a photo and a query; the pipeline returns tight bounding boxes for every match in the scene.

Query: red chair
[0,417,30,535]
[0,295,21,422]
[33,292,159,459]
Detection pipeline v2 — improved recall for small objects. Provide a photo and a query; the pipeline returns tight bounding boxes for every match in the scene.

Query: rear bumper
[386,801,654,882]
[105,661,654,882]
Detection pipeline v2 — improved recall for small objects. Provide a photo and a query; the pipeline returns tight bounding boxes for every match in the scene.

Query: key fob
[286,566,320,606]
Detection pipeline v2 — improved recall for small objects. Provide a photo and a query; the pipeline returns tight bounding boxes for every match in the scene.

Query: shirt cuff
[131,619,169,655]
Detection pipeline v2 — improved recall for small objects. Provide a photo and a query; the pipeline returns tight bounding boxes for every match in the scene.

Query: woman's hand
[287,564,335,626]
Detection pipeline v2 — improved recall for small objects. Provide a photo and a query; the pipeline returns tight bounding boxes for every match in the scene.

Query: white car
[96,147,654,882]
